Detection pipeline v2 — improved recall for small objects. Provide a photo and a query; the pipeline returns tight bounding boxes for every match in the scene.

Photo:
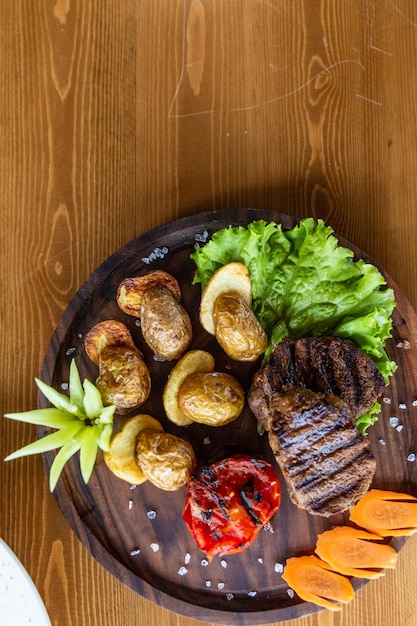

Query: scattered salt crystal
[135,319,141,327]
[407,453,416,462]
[203,437,211,445]
[274,563,284,573]
[390,417,399,428]
[184,553,191,564]
[413,400,417,407]
[379,439,386,445]
[226,593,234,601]
[78,333,83,339]
[258,557,264,564]
[397,340,411,349]
[147,510,157,520]
[195,231,209,243]
[396,425,404,432]
[264,521,274,533]
[178,566,188,576]
[287,589,295,599]
[153,354,166,362]
[128,499,133,510]
[130,548,141,556]
[61,382,69,391]
[383,397,392,404]
[217,582,225,590]
[194,243,200,250]
[220,560,227,569]
[248,591,257,598]
[130,484,137,490]
[399,403,407,409]
[142,257,151,264]
[66,347,76,355]
[205,580,211,587]
[150,543,159,552]
[201,559,209,567]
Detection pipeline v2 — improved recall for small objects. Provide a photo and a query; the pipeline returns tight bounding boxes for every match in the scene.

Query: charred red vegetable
[182,454,281,560]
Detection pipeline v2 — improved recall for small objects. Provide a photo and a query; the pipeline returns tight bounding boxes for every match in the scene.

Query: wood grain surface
[1,2,417,625]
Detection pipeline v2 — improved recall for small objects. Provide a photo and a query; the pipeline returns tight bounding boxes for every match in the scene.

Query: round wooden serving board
[39,209,417,625]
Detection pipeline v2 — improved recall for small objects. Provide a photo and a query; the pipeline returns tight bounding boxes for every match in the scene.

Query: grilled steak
[254,337,385,419]
[250,385,376,516]
[248,337,382,516]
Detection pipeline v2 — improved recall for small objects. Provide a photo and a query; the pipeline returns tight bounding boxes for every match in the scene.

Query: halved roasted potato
[199,262,252,335]
[117,270,181,317]
[140,285,192,360]
[96,345,151,414]
[178,371,245,426]
[117,271,192,361]
[103,414,163,484]
[213,292,268,361]
[163,350,215,426]
[136,429,196,491]
[85,320,137,365]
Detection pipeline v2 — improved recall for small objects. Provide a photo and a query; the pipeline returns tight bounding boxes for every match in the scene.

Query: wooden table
[1,1,417,625]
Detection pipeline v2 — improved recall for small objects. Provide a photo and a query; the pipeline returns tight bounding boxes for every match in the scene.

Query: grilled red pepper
[182,454,281,560]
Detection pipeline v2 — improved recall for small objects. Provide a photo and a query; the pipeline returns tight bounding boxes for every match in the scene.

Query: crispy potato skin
[117,270,181,317]
[140,285,192,360]
[96,345,151,414]
[178,371,245,426]
[103,414,163,484]
[85,320,137,365]
[136,429,196,491]
[213,292,268,361]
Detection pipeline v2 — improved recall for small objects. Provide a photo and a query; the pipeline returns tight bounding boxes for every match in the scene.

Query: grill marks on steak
[248,337,382,516]
[260,336,385,419]
[264,387,376,516]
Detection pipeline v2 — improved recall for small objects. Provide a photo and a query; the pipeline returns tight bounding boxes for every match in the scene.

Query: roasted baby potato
[213,292,268,361]
[103,414,164,484]
[96,345,151,414]
[199,262,252,335]
[199,262,267,361]
[85,319,137,365]
[163,350,215,426]
[178,371,245,426]
[117,270,192,361]
[136,429,196,491]
[117,270,181,316]
[140,285,192,360]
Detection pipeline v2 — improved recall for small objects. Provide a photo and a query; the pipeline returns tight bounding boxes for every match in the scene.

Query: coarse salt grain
[184,553,191,564]
[258,557,264,564]
[220,560,227,569]
[130,484,137,490]
[226,593,234,601]
[203,437,211,445]
[128,500,133,510]
[178,566,188,576]
[201,559,209,567]
[390,417,399,428]
[287,589,295,599]
[397,425,404,432]
[218,582,225,590]
[407,453,416,462]
[399,403,407,409]
[248,591,257,598]
[61,383,69,391]
[66,347,76,355]
[264,521,274,533]
[413,400,417,407]
[205,580,211,588]
[130,548,141,556]
[383,397,392,404]
[274,563,284,573]
[150,543,159,552]
[147,510,157,520]
[379,439,386,445]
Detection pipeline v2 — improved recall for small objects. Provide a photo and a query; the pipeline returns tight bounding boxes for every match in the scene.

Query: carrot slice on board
[349,489,417,537]
[282,555,354,612]
[315,525,397,579]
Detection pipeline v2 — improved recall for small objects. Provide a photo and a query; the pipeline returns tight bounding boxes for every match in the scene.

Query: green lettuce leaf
[191,218,397,433]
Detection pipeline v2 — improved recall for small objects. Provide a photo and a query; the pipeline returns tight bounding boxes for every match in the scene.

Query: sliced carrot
[315,525,397,579]
[349,489,417,537]
[282,555,354,611]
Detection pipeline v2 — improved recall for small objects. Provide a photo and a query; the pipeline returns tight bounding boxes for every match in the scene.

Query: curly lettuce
[191,218,397,433]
